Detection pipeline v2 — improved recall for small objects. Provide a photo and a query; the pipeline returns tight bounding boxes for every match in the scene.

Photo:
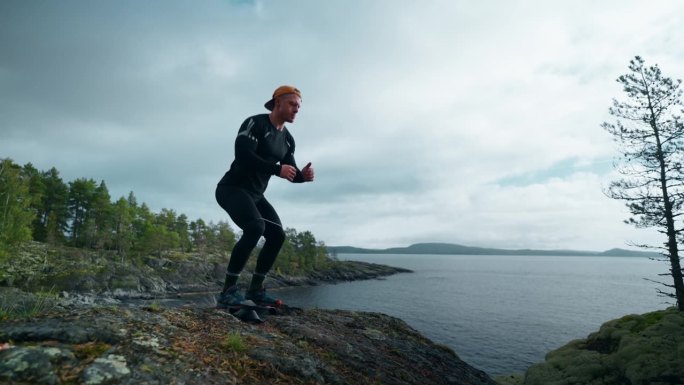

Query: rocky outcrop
[266,260,412,287]
[0,302,496,385]
[522,309,684,385]
[1,242,411,300]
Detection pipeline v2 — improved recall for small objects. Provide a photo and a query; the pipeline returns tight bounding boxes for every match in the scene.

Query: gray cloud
[2,0,683,250]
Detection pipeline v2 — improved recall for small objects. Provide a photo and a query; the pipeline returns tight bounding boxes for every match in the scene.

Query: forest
[0,157,330,274]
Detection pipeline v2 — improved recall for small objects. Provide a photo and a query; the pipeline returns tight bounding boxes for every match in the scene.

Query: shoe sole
[244,298,283,308]
[218,302,278,315]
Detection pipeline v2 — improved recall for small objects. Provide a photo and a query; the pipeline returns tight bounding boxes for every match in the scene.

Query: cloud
[1,0,683,250]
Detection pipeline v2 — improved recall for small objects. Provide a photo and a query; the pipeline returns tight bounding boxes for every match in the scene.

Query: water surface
[275,254,668,376]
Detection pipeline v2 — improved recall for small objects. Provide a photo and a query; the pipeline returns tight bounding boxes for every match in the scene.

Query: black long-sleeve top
[218,114,304,196]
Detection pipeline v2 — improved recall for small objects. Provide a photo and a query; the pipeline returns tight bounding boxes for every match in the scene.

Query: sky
[2,0,683,251]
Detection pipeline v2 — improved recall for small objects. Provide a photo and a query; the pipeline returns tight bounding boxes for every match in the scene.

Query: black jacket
[218,114,304,196]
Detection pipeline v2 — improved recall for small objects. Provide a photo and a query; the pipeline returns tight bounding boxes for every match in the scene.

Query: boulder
[524,309,684,385]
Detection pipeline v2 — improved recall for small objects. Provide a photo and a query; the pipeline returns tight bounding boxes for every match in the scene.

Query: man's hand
[302,162,314,182]
[279,164,297,181]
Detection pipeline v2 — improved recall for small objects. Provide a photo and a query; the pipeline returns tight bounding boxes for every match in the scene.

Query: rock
[82,354,131,385]
[523,308,684,385]
[249,346,332,384]
[108,275,140,291]
[494,373,524,385]
[139,275,167,293]
[0,315,123,344]
[268,260,412,288]
[0,346,59,385]
[269,308,494,385]
[0,304,495,385]
[59,291,121,307]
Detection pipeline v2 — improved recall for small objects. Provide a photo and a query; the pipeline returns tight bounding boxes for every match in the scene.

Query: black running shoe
[216,285,245,309]
[245,287,282,307]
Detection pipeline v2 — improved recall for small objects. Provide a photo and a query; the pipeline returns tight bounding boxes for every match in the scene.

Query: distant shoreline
[328,242,661,258]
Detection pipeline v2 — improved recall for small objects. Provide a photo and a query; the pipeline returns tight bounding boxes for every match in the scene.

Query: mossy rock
[41,269,102,292]
[525,348,615,385]
[108,275,140,290]
[524,309,684,385]
[495,373,524,385]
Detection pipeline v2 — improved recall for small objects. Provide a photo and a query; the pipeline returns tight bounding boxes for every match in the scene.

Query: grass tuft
[221,331,247,353]
[0,288,57,320]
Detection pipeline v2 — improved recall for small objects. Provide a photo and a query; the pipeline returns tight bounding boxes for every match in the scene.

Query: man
[215,85,314,308]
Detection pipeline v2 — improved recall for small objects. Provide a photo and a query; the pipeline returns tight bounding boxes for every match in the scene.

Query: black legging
[215,184,286,275]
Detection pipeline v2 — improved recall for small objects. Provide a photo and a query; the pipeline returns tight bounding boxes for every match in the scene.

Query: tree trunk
[669,253,684,311]
[653,119,684,311]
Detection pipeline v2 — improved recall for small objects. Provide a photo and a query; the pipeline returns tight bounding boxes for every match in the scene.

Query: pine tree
[175,214,191,252]
[190,219,208,252]
[0,159,35,258]
[113,196,134,260]
[41,168,69,244]
[22,163,46,240]
[67,178,98,247]
[603,56,684,310]
[91,180,113,249]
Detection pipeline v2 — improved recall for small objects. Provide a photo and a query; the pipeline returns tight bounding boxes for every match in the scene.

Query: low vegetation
[0,287,58,321]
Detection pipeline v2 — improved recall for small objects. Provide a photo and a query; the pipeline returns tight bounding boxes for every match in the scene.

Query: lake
[273,253,669,377]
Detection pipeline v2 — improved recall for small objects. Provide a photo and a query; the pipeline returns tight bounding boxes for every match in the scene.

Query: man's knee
[265,226,285,245]
[242,219,266,239]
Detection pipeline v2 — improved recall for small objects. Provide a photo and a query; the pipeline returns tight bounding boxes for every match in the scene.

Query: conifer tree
[113,196,134,260]
[91,180,113,249]
[67,178,98,247]
[603,56,684,310]
[22,163,46,240]
[190,219,208,252]
[0,159,35,258]
[41,168,69,244]
[175,214,192,252]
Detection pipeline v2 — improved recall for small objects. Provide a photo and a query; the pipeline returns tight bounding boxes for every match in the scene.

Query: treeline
[0,158,330,273]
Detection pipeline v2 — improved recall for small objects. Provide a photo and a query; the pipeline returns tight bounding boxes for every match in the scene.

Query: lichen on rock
[82,354,131,385]
[0,346,60,385]
[0,303,496,385]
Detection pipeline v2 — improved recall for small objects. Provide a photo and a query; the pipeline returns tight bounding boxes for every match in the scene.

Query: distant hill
[327,242,661,258]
